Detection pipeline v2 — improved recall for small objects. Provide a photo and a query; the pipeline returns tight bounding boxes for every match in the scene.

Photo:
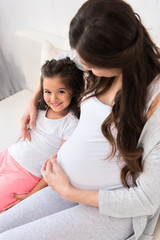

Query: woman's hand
[41,155,72,200]
[21,85,41,141]
[21,102,37,141]
[41,155,99,207]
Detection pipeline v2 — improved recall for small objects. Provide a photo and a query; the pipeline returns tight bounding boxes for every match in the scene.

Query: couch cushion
[40,38,64,66]
[15,29,69,92]
[0,89,33,152]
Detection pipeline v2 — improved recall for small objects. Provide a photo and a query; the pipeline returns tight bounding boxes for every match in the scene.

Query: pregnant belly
[57,139,124,190]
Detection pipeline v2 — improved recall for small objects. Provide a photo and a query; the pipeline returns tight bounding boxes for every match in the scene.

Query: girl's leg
[0,186,77,233]
[0,204,133,240]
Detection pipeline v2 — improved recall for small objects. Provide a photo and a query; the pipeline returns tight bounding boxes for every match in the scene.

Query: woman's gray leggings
[0,186,133,240]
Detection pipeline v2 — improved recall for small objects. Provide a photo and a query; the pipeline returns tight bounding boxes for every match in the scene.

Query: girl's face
[43,76,73,116]
[78,54,122,78]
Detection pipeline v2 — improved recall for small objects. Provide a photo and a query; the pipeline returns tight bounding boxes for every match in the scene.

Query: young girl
[0,0,160,239]
[0,57,84,212]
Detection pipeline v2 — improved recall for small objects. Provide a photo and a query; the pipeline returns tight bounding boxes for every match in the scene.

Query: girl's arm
[12,178,48,204]
[23,177,48,198]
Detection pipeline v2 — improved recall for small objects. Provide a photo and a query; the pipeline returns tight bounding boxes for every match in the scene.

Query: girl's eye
[44,90,51,94]
[58,91,65,94]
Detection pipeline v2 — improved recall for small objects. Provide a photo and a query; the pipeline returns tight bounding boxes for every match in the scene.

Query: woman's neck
[97,74,122,106]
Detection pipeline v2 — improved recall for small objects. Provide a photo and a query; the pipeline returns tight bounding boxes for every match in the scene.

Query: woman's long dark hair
[69,0,160,187]
[38,57,84,118]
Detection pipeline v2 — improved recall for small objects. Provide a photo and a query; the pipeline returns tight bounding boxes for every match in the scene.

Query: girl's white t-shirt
[8,110,78,178]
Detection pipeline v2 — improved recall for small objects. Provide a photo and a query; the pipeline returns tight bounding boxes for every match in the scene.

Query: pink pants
[0,150,41,211]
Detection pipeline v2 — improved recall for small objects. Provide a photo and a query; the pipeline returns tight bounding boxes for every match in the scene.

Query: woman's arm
[21,85,40,140]
[65,185,99,208]
[99,140,160,218]
[41,136,160,218]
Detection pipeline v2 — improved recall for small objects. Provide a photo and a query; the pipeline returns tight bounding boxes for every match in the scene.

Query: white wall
[126,0,160,46]
[0,0,86,100]
[0,0,160,100]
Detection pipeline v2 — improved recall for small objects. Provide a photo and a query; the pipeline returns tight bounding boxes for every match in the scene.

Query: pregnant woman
[0,0,160,239]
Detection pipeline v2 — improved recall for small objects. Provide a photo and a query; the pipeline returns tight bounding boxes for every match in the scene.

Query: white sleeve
[62,116,79,140]
[55,49,84,71]
[99,142,160,218]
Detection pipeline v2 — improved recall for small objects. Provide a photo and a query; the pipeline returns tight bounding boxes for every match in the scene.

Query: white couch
[0,29,159,239]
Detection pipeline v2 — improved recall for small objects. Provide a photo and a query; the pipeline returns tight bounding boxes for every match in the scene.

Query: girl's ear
[69,89,74,97]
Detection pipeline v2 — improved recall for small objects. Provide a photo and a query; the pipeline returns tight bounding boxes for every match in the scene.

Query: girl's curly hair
[38,57,84,118]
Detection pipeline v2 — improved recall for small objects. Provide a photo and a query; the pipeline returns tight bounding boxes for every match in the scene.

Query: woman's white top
[8,110,78,178]
[58,74,160,191]
[57,96,124,190]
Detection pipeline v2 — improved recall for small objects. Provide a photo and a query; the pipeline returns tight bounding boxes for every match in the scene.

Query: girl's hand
[41,155,72,200]
[1,193,29,212]
[12,193,30,201]
[21,103,37,141]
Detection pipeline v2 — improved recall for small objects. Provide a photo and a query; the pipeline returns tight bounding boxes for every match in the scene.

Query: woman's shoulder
[146,74,160,120]
[82,91,95,100]
[146,94,160,120]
